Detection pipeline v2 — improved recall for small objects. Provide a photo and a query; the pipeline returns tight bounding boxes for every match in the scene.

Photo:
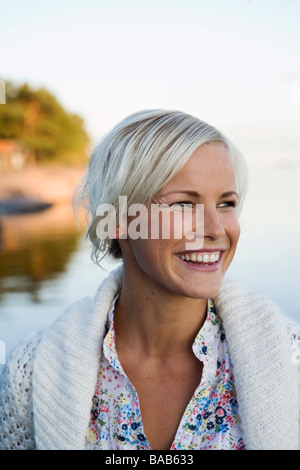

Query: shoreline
[0,164,85,208]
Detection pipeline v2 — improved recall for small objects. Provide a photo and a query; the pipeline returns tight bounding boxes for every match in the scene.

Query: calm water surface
[0,163,299,359]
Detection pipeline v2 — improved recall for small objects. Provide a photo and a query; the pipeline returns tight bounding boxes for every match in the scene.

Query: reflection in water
[0,204,83,303]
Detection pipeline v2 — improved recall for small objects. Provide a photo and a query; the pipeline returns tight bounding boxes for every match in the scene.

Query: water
[0,203,115,357]
[0,163,299,359]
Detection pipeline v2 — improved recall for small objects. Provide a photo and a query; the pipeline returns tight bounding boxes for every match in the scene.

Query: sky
[1,0,300,165]
[0,0,300,324]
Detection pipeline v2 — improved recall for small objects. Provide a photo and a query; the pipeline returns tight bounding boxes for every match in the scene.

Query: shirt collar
[192,298,223,365]
[103,294,125,375]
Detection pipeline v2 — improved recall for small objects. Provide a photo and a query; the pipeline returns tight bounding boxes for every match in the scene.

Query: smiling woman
[75,110,247,264]
[0,109,299,451]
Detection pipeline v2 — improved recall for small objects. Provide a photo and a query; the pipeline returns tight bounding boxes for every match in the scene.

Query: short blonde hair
[74,109,248,264]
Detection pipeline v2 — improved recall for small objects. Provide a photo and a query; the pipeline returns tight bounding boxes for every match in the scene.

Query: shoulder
[215,277,280,311]
[214,277,290,327]
[215,280,300,450]
[0,296,97,451]
[35,265,123,356]
[214,277,298,361]
[0,266,123,450]
[32,266,123,449]
[32,264,123,367]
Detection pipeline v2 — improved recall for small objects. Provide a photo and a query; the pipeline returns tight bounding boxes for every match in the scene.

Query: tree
[0,81,90,165]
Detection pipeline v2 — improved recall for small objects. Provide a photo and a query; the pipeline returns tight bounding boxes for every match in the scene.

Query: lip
[175,250,224,272]
[175,248,226,255]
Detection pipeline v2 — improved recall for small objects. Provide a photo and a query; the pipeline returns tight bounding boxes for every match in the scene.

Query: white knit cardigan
[0,266,299,450]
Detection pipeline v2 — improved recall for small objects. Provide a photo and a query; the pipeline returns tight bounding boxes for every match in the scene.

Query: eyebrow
[161,190,240,199]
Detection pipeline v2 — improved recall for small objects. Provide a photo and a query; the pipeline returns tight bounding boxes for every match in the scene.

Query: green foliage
[0,81,90,164]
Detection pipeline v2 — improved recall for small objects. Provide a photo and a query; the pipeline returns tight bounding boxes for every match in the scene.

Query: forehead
[163,144,236,193]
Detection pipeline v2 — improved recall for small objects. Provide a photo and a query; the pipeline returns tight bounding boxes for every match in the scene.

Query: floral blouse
[85,298,245,450]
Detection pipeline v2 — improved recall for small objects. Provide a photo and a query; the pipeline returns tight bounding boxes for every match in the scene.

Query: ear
[115,226,126,239]
[117,218,128,239]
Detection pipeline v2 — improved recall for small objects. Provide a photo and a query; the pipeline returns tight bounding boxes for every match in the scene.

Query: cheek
[127,237,177,281]
[221,217,240,275]
[227,214,241,248]
[127,238,161,268]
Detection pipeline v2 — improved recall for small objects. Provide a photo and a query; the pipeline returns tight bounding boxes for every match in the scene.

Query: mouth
[177,250,222,264]
[175,250,224,271]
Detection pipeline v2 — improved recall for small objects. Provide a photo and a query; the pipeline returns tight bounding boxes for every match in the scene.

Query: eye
[169,201,193,208]
[217,200,238,209]
[169,202,194,212]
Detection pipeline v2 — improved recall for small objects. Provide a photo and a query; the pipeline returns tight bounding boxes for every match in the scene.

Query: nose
[203,205,225,240]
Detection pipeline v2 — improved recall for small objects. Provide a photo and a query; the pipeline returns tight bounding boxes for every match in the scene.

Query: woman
[0,110,299,450]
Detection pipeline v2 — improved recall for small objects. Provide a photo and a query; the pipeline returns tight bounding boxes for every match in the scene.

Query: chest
[86,306,244,450]
[86,347,244,450]
[123,357,203,450]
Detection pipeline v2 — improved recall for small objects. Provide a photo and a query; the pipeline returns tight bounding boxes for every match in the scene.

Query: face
[119,144,240,299]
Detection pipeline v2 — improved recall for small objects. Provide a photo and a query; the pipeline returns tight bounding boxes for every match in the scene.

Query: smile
[176,251,221,265]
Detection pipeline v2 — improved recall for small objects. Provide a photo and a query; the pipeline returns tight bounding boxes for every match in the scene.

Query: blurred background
[0,0,299,358]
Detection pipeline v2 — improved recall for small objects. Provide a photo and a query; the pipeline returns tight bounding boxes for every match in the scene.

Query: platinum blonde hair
[74,109,248,265]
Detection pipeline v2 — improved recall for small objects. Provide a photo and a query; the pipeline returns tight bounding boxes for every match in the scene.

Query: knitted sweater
[0,266,299,450]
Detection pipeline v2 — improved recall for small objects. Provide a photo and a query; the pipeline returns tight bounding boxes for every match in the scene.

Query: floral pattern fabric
[85,298,245,450]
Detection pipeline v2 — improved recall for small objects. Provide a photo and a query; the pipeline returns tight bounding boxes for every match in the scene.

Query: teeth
[178,252,221,264]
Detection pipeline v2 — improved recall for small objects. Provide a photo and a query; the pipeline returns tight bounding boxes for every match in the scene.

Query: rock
[0,197,52,215]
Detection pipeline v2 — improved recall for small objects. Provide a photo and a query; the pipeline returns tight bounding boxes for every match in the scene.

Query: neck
[114,269,208,360]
